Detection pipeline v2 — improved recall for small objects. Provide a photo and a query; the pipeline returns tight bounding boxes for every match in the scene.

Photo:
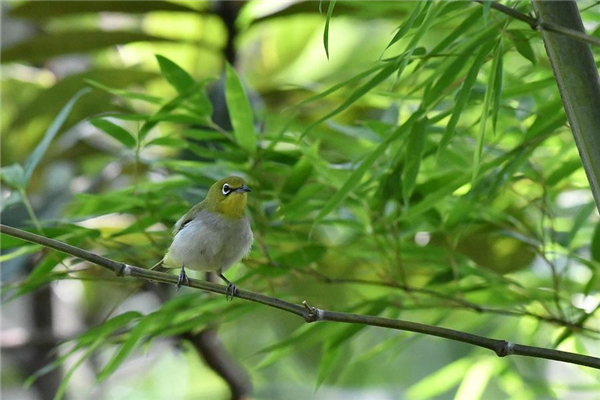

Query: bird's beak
[235,185,252,193]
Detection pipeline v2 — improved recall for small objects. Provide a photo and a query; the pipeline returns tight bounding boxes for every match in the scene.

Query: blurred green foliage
[1,1,600,399]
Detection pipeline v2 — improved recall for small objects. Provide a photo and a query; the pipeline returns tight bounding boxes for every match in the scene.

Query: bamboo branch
[474,0,600,47]
[1,223,599,370]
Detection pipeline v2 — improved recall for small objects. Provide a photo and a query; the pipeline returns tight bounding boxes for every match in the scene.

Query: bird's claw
[176,269,189,291]
[225,283,238,301]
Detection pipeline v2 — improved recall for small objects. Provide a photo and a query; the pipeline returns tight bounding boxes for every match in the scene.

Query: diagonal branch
[473,0,600,47]
[1,223,599,370]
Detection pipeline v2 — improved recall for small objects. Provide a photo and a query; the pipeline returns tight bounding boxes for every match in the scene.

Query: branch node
[528,12,540,30]
[496,340,515,357]
[116,263,128,277]
[302,301,322,323]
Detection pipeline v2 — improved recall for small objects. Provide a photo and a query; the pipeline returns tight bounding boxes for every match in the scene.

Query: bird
[152,176,253,300]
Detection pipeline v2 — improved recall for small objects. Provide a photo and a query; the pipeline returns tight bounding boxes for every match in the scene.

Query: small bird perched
[153,176,253,299]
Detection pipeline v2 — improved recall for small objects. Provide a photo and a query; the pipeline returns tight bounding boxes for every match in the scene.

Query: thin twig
[305,272,600,336]
[473,0,600,47]
[1,223,599,370]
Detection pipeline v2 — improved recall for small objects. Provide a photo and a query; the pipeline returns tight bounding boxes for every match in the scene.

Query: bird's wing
[173,201,205,235]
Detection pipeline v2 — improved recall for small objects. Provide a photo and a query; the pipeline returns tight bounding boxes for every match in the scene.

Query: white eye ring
[222,183,231,195]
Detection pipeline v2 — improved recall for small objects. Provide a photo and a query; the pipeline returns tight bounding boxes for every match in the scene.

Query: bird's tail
[150,259,169,273]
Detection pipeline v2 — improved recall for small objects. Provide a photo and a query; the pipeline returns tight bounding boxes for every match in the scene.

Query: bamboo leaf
[473,40,501,182]
[292,64,385,109]
[316,346,343,389]
[97,316,156,381]
[490,40,504,134]
[403,116,428,206]
[225,63,257,154]
[23,88,90,183]
[86,79,163,104]
[155,55,195,94]
[302,62,399,137]
[437,41,495,157]
[323,0,337,59]
[568,202,596,247]
[90,118,136,148]
[314,112,421,227]
[508,29,536,65]
[138,81,206,141]
[384,2,422,51]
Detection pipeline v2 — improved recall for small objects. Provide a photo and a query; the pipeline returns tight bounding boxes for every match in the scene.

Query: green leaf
[282,144,318,194]
[568,202,596,247]
[316,345,343,389]
[437,41,494,157]
[592,222,600,262]
[454,358,497,400]
[0,163,26,190]
[97,315,156,381]
[23,88,91,183]
[302,62,399,136]
[507,29,536,65]
[90,118,136,148]
[490,40,504,134]
[54,339,104,400]
[314,112,421,227]
[225,63,257,154]
[403,117,428,206]
[423,45,474,108]
[292,63,384,109]
[384,2,422,51]
[473,40,501,182]
[25,311,141,389]
[482,1,492,24]
[2,31,174,63]
[21,254,66,290]
[323,0,337,59]
[86,79,163,104]
[426,9,480,63]
[156,54,195,94]
[406,357,471,400]
[547,159,582,186]
[138,81,206,141]
[146,137,188,148]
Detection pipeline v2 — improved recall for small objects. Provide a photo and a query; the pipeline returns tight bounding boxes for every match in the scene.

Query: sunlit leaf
[156,55,196,95]
[23,88,91,183]
[90,118,136,148]
[225,63,257,155]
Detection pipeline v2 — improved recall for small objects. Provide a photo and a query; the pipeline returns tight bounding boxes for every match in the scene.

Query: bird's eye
[222,183,231,195]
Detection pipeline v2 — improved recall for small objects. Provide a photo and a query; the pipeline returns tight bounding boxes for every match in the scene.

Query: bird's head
[205,176,251,218]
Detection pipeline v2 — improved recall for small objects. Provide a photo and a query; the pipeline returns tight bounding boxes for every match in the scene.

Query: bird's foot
[225,283,238,301]
[177,267,189,291]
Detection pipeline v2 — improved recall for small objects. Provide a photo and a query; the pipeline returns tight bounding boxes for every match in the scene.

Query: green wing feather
[173,200,205,234]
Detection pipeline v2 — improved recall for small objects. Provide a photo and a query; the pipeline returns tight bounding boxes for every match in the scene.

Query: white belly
[164,212,252,272]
